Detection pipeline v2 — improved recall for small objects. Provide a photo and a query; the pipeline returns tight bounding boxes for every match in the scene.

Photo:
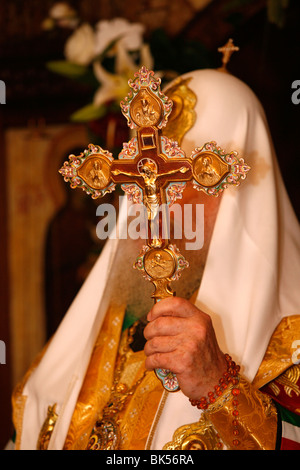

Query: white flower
[93,47,132,107]
[93,42,154,107]
[48,2,79,29]
[64,23,96,66]
[94,17,145,56]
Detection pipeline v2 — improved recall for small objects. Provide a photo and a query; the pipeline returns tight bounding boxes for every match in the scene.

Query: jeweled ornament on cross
[60,66,250,392]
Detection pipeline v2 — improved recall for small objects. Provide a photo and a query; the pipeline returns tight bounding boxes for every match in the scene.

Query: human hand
[143,297,227,400]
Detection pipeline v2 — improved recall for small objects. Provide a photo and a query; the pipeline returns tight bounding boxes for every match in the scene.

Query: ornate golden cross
[60,67,250,391]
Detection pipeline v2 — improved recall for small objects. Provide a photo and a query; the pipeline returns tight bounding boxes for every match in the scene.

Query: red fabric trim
[266,393,300,416]
[260,365,300,416]
[281,437,300,450]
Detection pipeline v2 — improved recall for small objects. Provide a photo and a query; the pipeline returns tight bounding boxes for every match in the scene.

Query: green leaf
[46,60,99,87]
[70,103,107,122]
[46,60,88,78]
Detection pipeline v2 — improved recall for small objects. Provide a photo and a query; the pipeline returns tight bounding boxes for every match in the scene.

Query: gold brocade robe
[12,302,300,450]
[63,305,163,450]
[61,307,299,450]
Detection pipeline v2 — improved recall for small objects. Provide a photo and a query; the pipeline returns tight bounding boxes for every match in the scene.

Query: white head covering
[183,70,300,381]
[19,69,300,449]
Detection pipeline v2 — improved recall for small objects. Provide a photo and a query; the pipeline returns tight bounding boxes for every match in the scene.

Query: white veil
[183,70,300,381]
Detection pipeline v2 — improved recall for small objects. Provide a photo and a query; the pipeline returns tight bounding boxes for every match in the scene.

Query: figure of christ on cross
[112,159,189,219]
[111,153,191,248]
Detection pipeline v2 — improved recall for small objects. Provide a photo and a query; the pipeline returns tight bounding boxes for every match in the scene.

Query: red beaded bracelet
[189,353,241,447]
[189,354,240,410]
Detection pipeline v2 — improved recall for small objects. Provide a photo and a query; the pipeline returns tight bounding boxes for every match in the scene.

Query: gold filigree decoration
[163,413,223,450]
[192,151,230,188]
[144,248,176,280]
[63,305,126,450]
[268,363,300,398]
[206,376,278,450]
[37,404,58,450]
[85,322,148,450]
[163,77,197,145]
[131,88,163,128]
[77,156,111,190]
[253,315,300,390]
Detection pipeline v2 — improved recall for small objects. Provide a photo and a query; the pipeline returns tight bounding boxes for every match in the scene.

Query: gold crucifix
[60,66,250,391]
[218,38,239,72]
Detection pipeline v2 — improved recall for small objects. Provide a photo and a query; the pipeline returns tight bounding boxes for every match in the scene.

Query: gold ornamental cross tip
[59,66,250,392]
[218,38,239,71]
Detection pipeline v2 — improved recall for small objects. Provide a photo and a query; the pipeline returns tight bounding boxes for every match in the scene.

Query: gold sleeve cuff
[205,375,278,450]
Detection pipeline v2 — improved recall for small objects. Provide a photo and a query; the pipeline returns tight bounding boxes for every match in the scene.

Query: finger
[144,315,186,340]
[145,351,183,373]
[147,297,197,322]
[144,335,179,356]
